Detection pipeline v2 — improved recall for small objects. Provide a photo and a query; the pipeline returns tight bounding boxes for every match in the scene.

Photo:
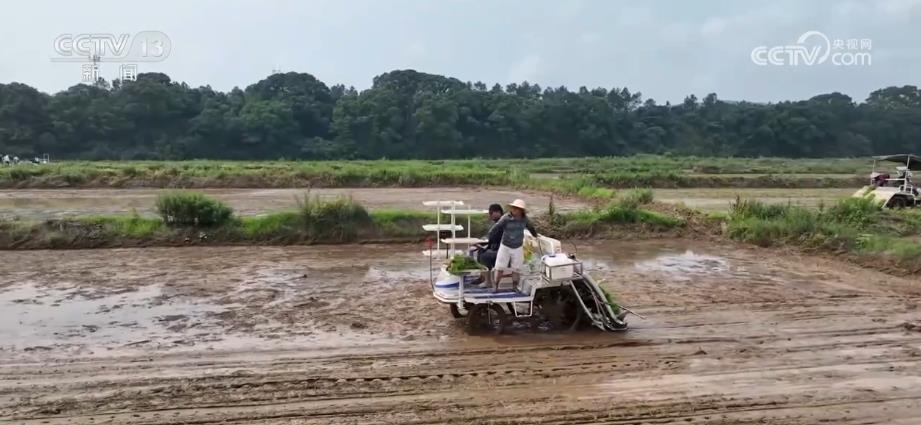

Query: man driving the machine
[475,203,504,267]
[470,204,503,288]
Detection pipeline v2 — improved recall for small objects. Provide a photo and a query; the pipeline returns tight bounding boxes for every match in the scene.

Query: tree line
[0,69,919,160]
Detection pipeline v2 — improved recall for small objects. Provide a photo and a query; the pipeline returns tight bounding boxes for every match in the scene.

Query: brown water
[1,240,918,424]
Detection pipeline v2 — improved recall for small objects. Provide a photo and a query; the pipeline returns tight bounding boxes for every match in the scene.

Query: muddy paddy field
[1,240,919,424]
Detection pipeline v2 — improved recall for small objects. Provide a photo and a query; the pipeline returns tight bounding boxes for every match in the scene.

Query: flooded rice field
[1,240,919,424]
[0,187,587,220]
[654,187,860,212]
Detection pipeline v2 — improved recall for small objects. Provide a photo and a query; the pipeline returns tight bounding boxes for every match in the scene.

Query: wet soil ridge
[0,187,696,250]
[1,242,919,424]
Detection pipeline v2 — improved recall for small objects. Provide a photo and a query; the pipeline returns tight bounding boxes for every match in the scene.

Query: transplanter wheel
[465,304,507,335]
[554,287,585,331]
[534,287,583,332]
[889,197,908,209]
[449,303,466,318]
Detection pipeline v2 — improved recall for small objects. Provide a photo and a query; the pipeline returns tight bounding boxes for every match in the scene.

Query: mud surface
[654,188,859,212]
[0,187,586,220]
[1,240,919,424]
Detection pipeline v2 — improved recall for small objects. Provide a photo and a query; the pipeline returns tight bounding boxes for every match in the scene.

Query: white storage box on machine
[541,253,578,281]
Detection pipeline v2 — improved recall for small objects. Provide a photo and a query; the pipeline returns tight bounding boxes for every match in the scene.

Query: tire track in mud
[2,241,920,424]
[5,303,921,424]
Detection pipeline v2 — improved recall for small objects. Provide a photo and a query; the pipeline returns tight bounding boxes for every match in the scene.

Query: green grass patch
[236,212,300,239]
[576,186,616,200]
[823,197,882,229]
[78,214,165,238]
[555,202,684,236]
[728,197,921,270]
[0,156,871,190]
[369,209,433,238]
[856,234,921,261]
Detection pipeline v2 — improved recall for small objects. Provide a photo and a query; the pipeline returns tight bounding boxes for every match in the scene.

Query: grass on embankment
[726,197,921,273]
[0,189,688,249]
[0,160,510,189]
[0,156,867,189]
[536,189,687,238]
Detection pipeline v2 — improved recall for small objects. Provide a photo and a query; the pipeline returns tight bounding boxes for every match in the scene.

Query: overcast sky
[1,0,918,103]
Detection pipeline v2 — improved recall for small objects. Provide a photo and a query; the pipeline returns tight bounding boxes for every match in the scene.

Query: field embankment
[0,157,868,189]
[724,197,921,274]
[0,190,692,250]
[0,187,589,221]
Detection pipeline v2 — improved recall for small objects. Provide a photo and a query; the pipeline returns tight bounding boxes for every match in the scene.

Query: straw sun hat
[507,199,527,211]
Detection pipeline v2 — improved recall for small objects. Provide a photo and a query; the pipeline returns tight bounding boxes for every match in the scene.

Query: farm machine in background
[855,154,920,208]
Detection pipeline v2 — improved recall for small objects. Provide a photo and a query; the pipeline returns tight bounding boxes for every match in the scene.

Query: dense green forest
[0,70,919,160]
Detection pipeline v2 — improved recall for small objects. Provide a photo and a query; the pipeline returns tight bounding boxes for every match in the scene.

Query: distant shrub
[8,168,32,181]
[61,171,87,185]
[82,213,165,237]
[618,188,654,208]
[155,191,233,226]
[729,197,792,220]
[299,195,371,242]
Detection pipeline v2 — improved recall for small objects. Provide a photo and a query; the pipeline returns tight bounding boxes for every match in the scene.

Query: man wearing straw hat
[487,199,537,291]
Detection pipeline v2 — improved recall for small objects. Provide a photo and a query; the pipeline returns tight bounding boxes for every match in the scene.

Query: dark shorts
[477,249,498,270]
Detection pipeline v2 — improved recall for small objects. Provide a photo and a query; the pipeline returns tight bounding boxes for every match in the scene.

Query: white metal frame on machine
[422,201,491,314]
[439,207,488,250]
[421,200,465,257]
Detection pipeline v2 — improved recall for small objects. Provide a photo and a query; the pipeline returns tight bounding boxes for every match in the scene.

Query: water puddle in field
[0,279,399,356]
[0,283,225,353]
[577,240,734,279]
[632,251,732,281]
